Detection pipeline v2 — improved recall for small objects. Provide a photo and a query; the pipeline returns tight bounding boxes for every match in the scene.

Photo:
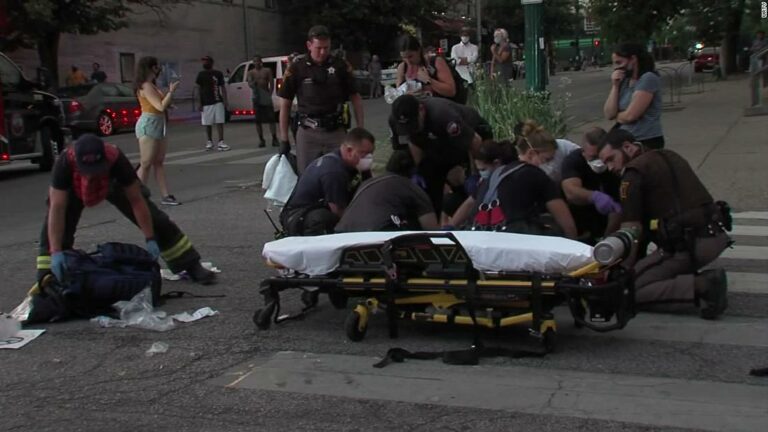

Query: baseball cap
[390,95,421,136]
[74,134,109,175]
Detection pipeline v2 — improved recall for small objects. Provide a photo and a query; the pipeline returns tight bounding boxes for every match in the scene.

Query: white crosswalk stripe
[125,147,275,166]
[720,211,768,294]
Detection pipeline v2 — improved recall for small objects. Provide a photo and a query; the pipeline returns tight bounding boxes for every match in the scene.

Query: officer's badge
[620,181,630,201]
[446,121,461,137]
[327,66,335,75]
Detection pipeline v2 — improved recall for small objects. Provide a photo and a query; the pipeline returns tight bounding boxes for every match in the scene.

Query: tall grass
[469,73,571,140]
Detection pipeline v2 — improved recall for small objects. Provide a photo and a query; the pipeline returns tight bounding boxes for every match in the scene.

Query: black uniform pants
[37,183,200,275]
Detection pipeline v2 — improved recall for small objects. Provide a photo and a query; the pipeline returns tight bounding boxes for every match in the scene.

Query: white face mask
[461,36,470,44]
[479,169,491,180]
[356,154,374,172]
[494,36,503,45]
[588,159,607,174]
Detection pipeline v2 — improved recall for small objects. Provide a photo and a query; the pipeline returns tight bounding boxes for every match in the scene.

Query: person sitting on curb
[36,134,217,286]
[280,128,375,236]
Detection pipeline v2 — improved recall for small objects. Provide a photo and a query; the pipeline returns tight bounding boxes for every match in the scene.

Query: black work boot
[271,135,279,147]
[696,268,728,320]
[258,139,266,148]
[187,262,217,285]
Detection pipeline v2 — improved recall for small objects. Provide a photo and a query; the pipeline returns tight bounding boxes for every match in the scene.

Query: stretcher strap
[373,346,546,368]
[750,367,768,377]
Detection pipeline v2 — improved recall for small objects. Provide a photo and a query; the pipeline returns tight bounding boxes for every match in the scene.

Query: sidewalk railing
[746,46,768,116]
[657,63,706,108]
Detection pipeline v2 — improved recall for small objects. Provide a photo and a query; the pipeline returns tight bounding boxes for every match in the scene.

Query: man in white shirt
[450,27,479,84]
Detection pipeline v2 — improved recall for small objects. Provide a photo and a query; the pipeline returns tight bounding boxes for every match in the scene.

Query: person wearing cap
[279,128,375,236]
[278,25,364,173]
[196,56,230,152]
[560,126,622,245]
[597,128,730,319]
[36,134,217,286]
[450,27,479,86]
[389,94,492,217]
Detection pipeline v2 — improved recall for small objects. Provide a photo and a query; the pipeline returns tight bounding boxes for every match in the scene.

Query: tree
[278,0,452,60]
[681,0,747,75]
[589,0,687,44]
[0,0,181,88]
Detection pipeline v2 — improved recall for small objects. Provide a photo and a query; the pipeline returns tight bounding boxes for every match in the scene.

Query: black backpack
[27,242,161,323]
[428,56,469,105]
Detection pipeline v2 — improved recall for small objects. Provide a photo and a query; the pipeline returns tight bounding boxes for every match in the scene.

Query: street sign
[439,38,448,51]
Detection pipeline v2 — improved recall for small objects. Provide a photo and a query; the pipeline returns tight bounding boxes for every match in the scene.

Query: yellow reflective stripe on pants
[161,235,192,262]
[37,255,52,270]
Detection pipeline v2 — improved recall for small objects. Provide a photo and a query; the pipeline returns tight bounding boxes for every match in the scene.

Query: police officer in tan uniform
[278,25,364,173]
[598,129,731,319]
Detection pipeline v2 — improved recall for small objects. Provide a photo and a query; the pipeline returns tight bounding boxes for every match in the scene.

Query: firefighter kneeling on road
[598,129,731,319]
[36,134,216,285]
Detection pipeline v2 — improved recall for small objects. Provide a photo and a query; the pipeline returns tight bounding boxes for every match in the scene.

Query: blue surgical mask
[479,169,491,180]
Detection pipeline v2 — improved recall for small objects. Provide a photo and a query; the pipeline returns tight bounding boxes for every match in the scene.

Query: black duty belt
[298,112,342,131]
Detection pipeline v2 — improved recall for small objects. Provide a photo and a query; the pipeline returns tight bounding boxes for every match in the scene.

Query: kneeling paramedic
[37,134,216,285]
[280,128,375,236]
[598,129,731,319]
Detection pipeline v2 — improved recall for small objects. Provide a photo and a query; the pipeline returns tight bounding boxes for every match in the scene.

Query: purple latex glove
[411,173,427,190]
[590,191,622,215]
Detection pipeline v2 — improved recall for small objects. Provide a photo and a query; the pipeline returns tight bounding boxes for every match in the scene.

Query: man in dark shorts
[36,134,216,285]
[336,150,438,232]
[247,55,278,148]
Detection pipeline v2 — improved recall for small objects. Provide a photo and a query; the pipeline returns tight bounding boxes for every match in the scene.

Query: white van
[225,55,290,119]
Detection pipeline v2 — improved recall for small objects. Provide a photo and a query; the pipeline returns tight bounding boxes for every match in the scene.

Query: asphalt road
[2,68,766,431]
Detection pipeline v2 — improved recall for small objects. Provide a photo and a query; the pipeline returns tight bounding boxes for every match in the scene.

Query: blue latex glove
[146,239,161,261]
[410,173,427,190]
[51,251,67,282]
[590,191,622,215]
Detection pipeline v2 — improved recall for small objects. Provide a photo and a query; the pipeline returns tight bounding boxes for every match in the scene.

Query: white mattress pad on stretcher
[262,231,594,277]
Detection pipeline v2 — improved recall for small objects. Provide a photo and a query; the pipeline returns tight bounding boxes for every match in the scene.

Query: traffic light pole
[523,0,546,92]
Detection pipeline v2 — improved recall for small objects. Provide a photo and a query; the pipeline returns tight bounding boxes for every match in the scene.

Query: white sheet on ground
[262,231,594,276]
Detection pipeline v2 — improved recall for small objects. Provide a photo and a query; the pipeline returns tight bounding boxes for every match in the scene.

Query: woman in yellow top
[134,56,180,205]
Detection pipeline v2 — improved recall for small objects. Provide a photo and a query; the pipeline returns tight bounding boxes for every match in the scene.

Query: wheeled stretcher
[257,231,635,352]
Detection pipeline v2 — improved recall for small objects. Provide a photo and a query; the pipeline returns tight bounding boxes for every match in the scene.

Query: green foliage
[483,0,578,42]
[469,73,570,141]
[589,0,687,44]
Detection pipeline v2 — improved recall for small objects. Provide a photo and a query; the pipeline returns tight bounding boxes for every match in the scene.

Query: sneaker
[697,268,728,320]
[217,141,231,151]
[161,195,181,206]
[205,140,214,151]
[187,262,217,285]
[258,139,266,148]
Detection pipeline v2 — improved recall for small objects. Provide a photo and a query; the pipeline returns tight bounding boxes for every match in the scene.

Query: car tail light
[276,78,283,91]
[1,153,9,161]
[105,108,116,118]
[68,100,83,113]
[133,108,141,117]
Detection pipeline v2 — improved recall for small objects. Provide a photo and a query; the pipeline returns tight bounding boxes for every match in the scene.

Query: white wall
[7,0,291,98]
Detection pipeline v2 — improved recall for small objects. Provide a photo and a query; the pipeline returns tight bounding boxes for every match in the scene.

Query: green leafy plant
[469,73,571,141]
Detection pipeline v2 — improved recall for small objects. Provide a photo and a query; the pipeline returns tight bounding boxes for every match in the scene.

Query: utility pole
[522,0,545,92]
[242,0,249,60]
[476,0,482,61]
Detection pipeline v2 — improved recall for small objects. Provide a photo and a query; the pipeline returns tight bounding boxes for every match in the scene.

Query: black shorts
[252,100,276,124]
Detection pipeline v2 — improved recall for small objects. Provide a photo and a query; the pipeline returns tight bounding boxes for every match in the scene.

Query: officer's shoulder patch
[446,121,461,137]
[620,180,630,200]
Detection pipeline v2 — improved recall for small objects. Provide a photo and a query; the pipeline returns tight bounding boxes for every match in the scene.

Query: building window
[265,0,276,9]
[119,53,135,84]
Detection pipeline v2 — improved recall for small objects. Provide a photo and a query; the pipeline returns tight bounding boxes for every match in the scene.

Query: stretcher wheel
[301,290,319,308]
[253,303,276,330]
[328,291,348,309]
[542,329,556,353]
[345,310,368,342]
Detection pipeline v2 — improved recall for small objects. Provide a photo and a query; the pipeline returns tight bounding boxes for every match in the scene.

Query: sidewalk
[566,74,767,211]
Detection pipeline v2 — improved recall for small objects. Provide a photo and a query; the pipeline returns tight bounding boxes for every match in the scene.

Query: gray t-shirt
[618,71,663,140]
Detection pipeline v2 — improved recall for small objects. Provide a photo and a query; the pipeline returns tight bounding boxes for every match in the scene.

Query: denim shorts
[135,113,166,140]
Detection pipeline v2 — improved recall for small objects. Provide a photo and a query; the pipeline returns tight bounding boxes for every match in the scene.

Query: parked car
[353,66,398,98]
[694,47,720,73]
[225,55,290,120]
[1,51,67,171]
[58,83,140,137]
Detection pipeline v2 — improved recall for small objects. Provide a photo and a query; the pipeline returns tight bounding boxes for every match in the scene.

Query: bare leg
[137,136,158,185]
[205,125,212,141]
[255,123,265,141]
[153,138,170,197]
[216,123,224,142]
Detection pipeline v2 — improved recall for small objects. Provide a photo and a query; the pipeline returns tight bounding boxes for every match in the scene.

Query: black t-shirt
[288,151,358,210]
[497,162,560,221]
[90,70,107,83]
[335,173,435,232]
[560,150,620,238]
[195,69,225,106]
[52,149,137,190]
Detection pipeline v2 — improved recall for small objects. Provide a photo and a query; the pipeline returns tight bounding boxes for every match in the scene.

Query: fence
[746,46,768,116]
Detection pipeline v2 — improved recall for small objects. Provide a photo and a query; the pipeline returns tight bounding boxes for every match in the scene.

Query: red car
[694,47,720,72]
